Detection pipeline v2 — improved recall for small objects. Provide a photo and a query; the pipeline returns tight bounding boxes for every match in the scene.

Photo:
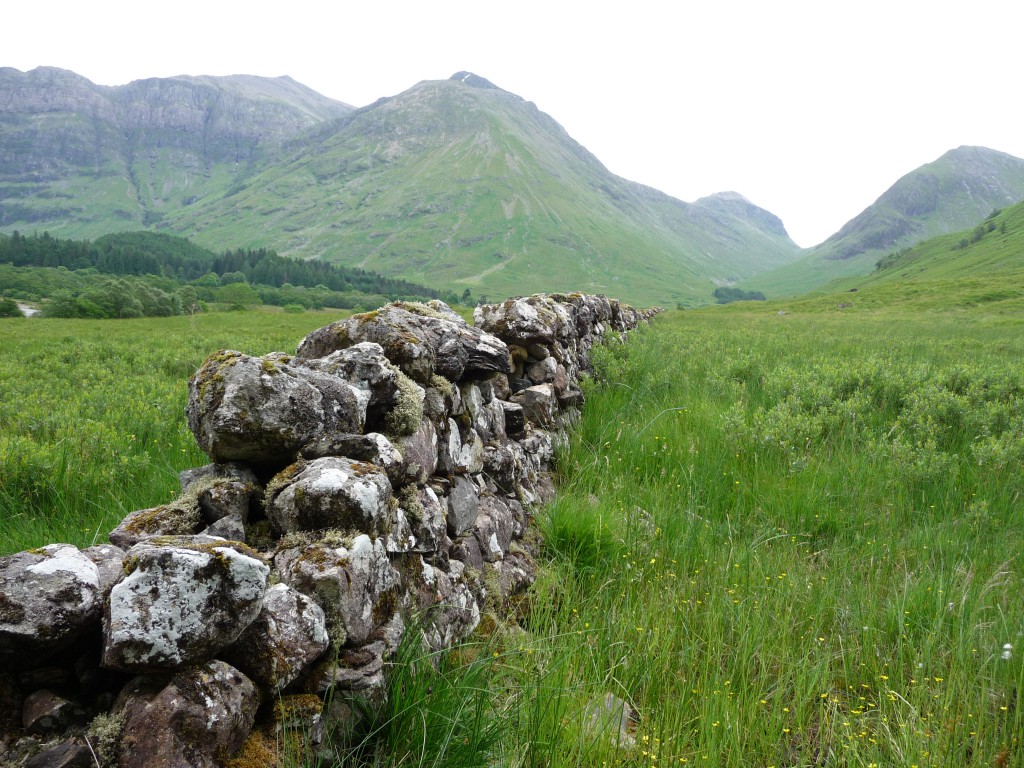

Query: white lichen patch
[26,545,100,590]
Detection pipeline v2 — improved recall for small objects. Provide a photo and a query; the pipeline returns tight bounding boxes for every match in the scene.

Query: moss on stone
[384,371,424,438]
[87,711,126,767]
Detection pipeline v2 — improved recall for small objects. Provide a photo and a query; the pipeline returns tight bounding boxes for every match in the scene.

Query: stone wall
[0,293,657,768]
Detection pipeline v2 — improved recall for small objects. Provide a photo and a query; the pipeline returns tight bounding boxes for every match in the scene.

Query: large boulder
[474,295,576,346]
[115,661,259,768]
[0,544,122,667]
[187,350,367,465]
[102,537,268,671]
[296,301,512,384]
[266,458,394,536]
[275,534,399,649]
[223,583,330,694]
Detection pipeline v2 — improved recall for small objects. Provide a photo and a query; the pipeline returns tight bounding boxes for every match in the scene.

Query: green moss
[384,370,424,437]
[397,486,425,523]
[395,300,455,321]
[429,373,455,397]
[87,711,126,767]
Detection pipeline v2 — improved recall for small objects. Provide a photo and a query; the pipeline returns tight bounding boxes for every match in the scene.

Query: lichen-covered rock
[397,485,447,554]
[474,295,575,346]
[296,302,512,384]
[300,431,405,484]
[416,560,481,652]
[483,440,525,494]
[275,534,399,649]
[461,382,506,443]
[488,549,538,607]
[473,495,515,563]
[102,537,268,671]
[266,458,393,536]
[115,660,258,768]
[438,421,484,476]
[223,583,329,694]
[304,613,404,694]
[511,383,558,428]
[395,419,438,485]
[109,501,201,549]
[187,350,368,465]
[0,544,111,667]
[446,476,480,537]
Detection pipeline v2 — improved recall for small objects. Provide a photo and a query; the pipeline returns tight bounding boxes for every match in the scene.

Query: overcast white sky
[7,0,1023,247]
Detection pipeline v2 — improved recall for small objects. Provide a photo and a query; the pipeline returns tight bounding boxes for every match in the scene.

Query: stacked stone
[0,293,657,768]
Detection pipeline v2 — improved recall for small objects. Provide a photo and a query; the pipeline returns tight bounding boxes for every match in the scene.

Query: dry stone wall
[0,293,657,768]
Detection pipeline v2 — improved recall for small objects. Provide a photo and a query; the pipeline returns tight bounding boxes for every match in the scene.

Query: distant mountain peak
[449,71,502,91]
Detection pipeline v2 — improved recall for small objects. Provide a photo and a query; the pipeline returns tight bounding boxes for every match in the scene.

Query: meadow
[2,303,1023,766]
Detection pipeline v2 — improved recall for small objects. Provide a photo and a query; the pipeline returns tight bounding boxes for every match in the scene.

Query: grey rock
[584,692,636,748]
[109,502,200,549]
[305,613,404,693]
[0,545,107,666]
[22,689,83,734]
[24,742,94,768]
[179,462,260,495]
[511,383,558,428]
[296,302,511,384]
[300,431,405,487]
[187,350,367,465]
[200,514,247,542]
[473,495,514,563]
[266,457,393,536]
[483,440,524,494]
[474,295,575,345]
[446,476,480,537]
[396,419,438,485]
[115,660,259,768]
[276,534,399,648]
[223,583,330,694]
[402,485,447,553]
[102,537,268,671]
[526,355,558,385]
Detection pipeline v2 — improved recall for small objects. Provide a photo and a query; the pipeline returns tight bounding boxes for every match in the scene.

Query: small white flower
[1001,643,1013,661]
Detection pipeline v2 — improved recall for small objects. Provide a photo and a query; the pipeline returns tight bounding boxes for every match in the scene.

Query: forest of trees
[0,230,460,318]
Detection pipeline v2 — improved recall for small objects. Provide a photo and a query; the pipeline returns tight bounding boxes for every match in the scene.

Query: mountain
[743,146,1024,297]
[0,68,801,306]
[779,201,1024,315]
[0,66,353,230]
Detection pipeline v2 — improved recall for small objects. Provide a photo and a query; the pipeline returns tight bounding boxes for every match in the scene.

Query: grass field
[2,301,1022,766]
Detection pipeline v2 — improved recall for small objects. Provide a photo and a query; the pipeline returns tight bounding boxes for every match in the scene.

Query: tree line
[0,230,464,318]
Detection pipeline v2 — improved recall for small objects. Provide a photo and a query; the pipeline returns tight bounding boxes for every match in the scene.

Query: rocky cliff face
[0,67,353,176]
[0,292,658,768]
[0,66,353,227]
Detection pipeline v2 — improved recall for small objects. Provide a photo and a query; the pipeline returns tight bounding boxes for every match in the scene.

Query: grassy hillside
[158,76,801,306]
[770,200,1024,315]
[744,146,1024,298]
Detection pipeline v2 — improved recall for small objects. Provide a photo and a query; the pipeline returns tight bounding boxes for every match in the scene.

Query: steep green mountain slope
[158,74,801,305]
[744,146,1024,297]
[0,66,352,234]
[775,201,1024,315]
[1,69,802,306]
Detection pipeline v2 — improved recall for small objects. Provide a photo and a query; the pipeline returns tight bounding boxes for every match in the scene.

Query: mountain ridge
[741,145,1024,297]
[0,67,802,305]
